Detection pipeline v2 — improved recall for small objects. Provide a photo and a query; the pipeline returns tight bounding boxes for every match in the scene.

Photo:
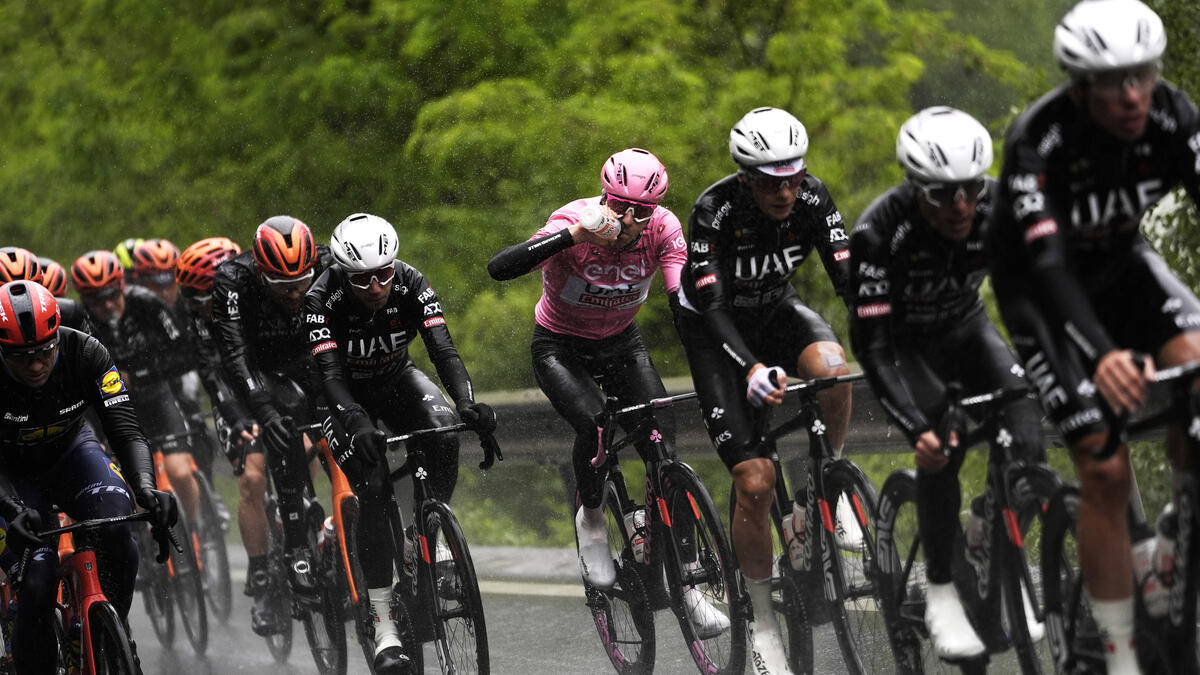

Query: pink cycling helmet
[600,148,669,204]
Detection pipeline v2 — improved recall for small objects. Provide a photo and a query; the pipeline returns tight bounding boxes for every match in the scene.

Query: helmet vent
[340,241,362,262]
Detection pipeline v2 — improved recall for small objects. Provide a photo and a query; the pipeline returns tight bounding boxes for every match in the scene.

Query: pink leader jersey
[533,196,687,340]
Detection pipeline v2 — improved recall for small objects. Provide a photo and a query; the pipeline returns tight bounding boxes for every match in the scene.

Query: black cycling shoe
[373,645,414,675]
[246,570,279,636]
[287,547,319,595]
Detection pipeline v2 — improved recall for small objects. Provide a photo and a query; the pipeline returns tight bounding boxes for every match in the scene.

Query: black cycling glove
[0,498,43,551]
[456,401,498,434]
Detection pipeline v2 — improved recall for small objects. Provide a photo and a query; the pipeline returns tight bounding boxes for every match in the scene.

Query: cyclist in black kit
[70,250,201,530]
[304,212,494,674]
[986,1,1200,671]
[0,247,89,332]
[0,280,175,675]
[175,236,276,627]
[675,106,854,675]
[212,215,332,613]
[850,106,1046,659]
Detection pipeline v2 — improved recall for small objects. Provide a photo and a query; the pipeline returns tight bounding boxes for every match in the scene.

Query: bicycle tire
[1001,464,1061,674]
[299,504,347,675]
[264,496,295,664]
[421,500,489,674]
[339,496,378,671]
[660,462,747,675]
[194,471,233,624]
[874,468,947,674]
[591,479,655,674]
[821,458,887,675]
[137,525,175,648]
[86,601,139,675]
[166,513,208,655]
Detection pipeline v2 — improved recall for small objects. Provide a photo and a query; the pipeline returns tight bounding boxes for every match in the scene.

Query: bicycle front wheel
[86,601,139,675]
[822,458,888,675]
[166,514,208,655]
[136,525,175,648]
[421,500,489,674]
[660,461,747,675]
[299,513,347,675]
[194,471,233,624]
[1002,464,1061,674]
[264,497,295,664]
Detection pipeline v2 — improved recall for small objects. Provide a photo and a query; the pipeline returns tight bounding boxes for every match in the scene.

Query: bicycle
[152,425,233,624]
[874,383,1061,674]
[1040,358,1200,674]
[736,372,884,674]
[135,445,208,655]
[585,391,746,675]
[256,432,348,675]
[334,420,501,674]
[16,503,177,674]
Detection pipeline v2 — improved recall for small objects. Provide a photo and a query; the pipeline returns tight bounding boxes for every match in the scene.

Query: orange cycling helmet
[0,247,43,284]
[38,257,68,297]
[71,250,125,295]
[253,216,316,278]
[130,239,180,279]
[177,237,242,293]
[0,280,60,350]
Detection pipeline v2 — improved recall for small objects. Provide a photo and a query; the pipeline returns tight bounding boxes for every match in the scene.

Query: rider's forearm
[487,229,575,281]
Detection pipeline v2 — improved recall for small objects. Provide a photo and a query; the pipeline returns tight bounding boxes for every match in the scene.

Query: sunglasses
[3,339,59,364]
[347,265,396,290]
[916,178,988,207]
[605,196,655,224]
[81,285,123,302]
[261,268,315,290]
[1088,63,1158,99]
[745,171,805,194]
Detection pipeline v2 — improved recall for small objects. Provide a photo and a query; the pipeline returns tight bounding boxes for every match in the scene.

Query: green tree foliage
[8,0,1193,393]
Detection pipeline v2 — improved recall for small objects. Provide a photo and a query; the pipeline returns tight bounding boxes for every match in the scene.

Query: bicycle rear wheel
[660,462,747,675]
[166,513,208,655]
[422,500,489,674]
[874,469,955,674]
[592,479,655,674]
[87,601,139,675]
[136,525,175,648]
[822,458,888,675]
[194,471,233,624]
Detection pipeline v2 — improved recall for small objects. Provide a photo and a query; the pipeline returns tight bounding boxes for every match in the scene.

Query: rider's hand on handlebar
[746,364,787,408]
[0,498,44,550]
[457,401,498,434]
[914,429,953,472]
[133,482,179,533]
[230,417,259,446]
[261,414,297,455]
[1093,349,1154,416]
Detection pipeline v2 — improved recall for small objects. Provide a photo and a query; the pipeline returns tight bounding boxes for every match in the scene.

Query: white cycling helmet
[330,213,399,271]
[1054,0,1165,76]
[729,107,809,176]
[896,107,993,183]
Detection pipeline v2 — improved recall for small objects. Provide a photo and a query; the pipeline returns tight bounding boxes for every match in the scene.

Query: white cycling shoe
[749,621,795,675]
[1021,581,1045,643]
[683,586,730,639]
[834,493,864,551]
[575,506,616,589]
[925,582,986,660]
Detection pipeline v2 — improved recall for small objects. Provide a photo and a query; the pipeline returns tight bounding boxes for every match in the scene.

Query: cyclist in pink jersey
[489,149,699,593]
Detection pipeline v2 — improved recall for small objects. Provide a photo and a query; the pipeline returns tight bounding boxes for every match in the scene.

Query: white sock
[745,575,781,636]
[369,587,402,653]
[1089,594,1140,675]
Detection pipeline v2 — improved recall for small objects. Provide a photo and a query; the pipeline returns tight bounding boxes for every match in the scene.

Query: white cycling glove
[577,205,621,241]
[747,366,786,408]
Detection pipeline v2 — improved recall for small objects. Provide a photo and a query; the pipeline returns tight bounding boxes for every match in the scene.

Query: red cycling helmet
[0,280,60,350]
[38,257,68,297]
[71,250,125,295]
[130,239,181,281]
[177,237,242,294]
[253,216,316,278]
[0,247,44,284]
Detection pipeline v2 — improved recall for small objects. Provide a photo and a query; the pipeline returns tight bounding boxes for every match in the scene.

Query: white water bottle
[316,516,335,555]
[624,508,648,563]
[781,501,807,571]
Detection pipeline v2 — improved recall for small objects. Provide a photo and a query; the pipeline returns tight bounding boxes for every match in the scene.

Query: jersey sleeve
[303,274,365,426]
[1002,129,1118,364]
[406,269,474,405]
[655,209,687,294]
[686,197,760,376]
[211,264,273,420]
[83,337,154,481]
[808,180,853,301]
[848,222,931,443]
